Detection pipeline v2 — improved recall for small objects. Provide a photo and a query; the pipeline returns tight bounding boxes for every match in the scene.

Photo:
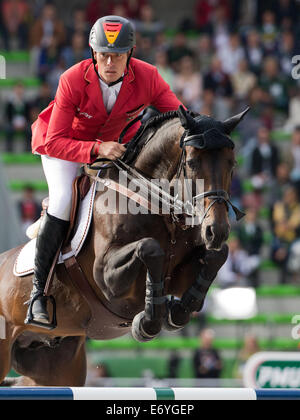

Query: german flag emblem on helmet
[103,22,123,45]
[89,16,136,54]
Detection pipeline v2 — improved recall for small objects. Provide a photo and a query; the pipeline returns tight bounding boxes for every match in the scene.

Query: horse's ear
[178,105,196,130]
[222,107,251,134]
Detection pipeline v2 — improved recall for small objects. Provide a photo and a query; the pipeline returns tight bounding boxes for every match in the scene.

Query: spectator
[17,185,41,240]
[4,82,31,152]
[86,0,113,25]
[203,55,233,98]
[60,31,90,69]
[278,31,297,77]
[234,333,260,379]
[111,2,127,18]
[46,55,67,97]
[192,329,223,380]
[199,88,218,116]
[29,3,66,49]
[238,86,266,145]
[203,55,233,119]
[154,50,175,90]
[271,185,300,283]
[259,56,290,112]
[237,207,264,256]
[236,207,263,287]
[167,32,194,70]
[173,55,202,111]
[66,7,90,45]
[268,162,292,208]
[135,35,155,64]
[231,0,259,28]
[194,0,231,33]
[212,4,231,51]
[231,59,257,103]
[1,0,30,50]
[194,34,215,74]
[284,126,300,192]
[30,81,53,112]
[273,0,298,26]
[194,0,214,33]
[168,351,181,378]
[217,235,261,288]
[134,4,164,42]
[38,35,61,81]
[285,87,300,132]
[154,31,170,54]
[244,28,264,76]
[242,185,265,215]
[229,170,243,211]
[29,3,66,76]
[250,126,280,184]
[259,10,279,54]
[122,0,148,20]
[217,32,245,76]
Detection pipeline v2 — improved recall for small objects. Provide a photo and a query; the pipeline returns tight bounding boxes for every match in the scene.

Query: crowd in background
[1,0,300,288]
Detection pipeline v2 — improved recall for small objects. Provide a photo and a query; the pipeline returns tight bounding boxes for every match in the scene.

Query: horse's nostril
[206,225,214,241]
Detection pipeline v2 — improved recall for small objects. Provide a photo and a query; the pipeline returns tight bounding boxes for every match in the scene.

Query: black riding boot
[25,212,69,325]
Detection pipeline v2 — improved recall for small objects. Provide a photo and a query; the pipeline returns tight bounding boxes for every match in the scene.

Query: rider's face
[94,51,129,84]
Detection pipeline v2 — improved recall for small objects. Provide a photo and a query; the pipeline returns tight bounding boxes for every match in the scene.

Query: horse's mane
[135,109,199,138]
[123,109,199,165]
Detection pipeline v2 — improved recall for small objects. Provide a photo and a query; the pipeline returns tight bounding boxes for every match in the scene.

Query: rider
[25,15,183,327]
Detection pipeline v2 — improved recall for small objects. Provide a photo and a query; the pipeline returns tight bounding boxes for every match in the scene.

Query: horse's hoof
[131,311,160,343]
[162,301,190,332]
[162,311,185,332]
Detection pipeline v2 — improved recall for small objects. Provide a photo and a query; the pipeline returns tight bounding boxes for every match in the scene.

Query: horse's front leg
[164,244,228,331]
[131,238,166,342]
[101,238,167,342]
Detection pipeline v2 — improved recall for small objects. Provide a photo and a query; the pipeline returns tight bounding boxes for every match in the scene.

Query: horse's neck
[135,121,182,180]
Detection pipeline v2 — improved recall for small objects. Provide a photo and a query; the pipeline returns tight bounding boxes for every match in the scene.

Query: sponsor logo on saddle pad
[13,180,97,277]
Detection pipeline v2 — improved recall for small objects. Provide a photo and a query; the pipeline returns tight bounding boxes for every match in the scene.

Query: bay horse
[0,106,248,386]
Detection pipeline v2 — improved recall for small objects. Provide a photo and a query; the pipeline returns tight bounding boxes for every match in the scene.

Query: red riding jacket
[32,58,182,163]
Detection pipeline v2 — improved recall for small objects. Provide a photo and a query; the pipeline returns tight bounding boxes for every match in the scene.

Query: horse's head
[178,106,249,250]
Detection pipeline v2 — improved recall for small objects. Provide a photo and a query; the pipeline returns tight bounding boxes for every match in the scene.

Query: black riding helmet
[89,15,136,84]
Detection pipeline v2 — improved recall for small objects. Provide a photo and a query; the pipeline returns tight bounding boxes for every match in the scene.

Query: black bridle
[87,121,245,227]
[174,129,245,225]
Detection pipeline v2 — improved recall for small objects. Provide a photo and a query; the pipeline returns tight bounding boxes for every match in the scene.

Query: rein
[86,118,245,228]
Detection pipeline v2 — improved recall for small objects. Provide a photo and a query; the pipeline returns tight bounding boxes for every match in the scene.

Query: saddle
[17,172,132,338]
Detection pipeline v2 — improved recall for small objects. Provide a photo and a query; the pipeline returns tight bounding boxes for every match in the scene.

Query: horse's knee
[136,238,164,262]
[202,244,229,280]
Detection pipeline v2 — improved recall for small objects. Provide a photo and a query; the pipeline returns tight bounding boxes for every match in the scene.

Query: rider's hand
[94,141,126,160]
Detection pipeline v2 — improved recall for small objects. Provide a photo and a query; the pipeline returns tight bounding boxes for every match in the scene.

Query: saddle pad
[13,179,97,277]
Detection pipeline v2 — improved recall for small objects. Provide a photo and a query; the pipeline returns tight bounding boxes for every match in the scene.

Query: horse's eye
[228,159,237,168]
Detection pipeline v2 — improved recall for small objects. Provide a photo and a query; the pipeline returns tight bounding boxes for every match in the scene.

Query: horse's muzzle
[204,222,230,250]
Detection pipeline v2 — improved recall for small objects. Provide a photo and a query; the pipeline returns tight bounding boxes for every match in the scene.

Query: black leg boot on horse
[163,246,229,331]
[25,212,69,329]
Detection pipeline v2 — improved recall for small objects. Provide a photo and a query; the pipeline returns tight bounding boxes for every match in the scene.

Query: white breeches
[41,155,81,221]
